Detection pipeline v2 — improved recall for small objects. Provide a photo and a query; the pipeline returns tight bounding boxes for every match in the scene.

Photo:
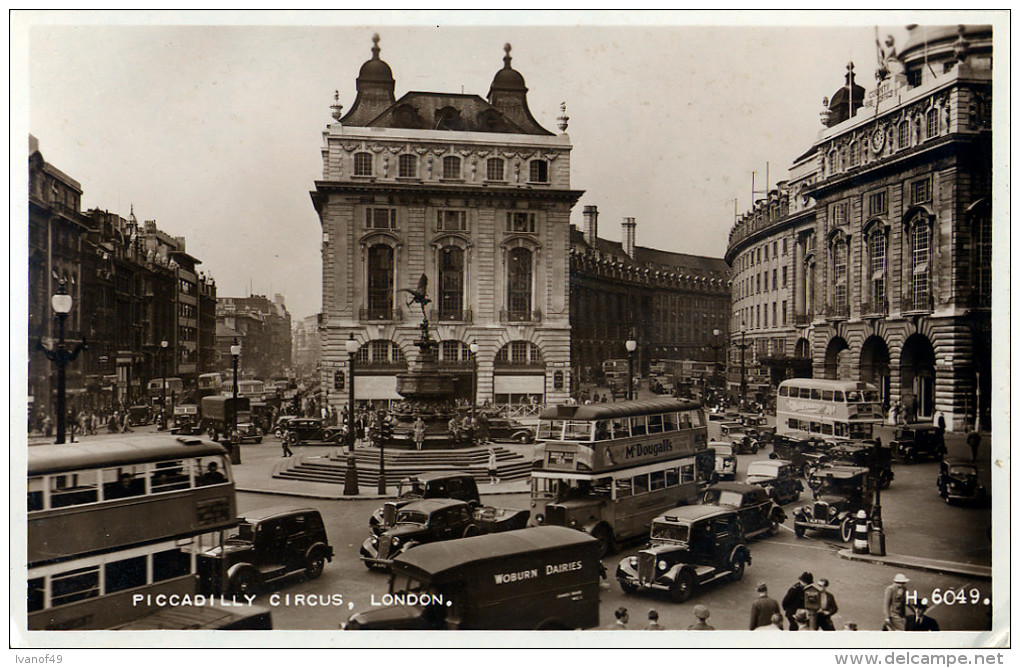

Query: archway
[860,336,891,408]
[823,337,851,380]
[900,333,936,422]
[792,337,813,379]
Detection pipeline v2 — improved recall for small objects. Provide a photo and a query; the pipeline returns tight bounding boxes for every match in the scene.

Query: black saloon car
[700,482,786,540]
[793,465,872,542]
[744,459,804,505]
[937,458,987,504]
[891,424,946,463]
[283,417,345,446]
[771,435,832,478]
[483,416,536,444]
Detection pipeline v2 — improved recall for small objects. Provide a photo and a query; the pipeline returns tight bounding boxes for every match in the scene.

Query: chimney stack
[622,217,636,257]
[582,205,599,247]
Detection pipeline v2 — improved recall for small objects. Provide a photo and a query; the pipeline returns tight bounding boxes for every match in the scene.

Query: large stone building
[313,36,582,409]
[724,25,992,431]
[570,205,730,385]
[215,294,293,380]
[292,314,322,377]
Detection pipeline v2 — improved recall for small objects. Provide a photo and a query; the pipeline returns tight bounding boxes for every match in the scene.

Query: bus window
[593,477,613,496]
[152,549,191,582]
[196,457,229,486]
[28,477,44,512]
[811,389,822,400]
[647,414,663,434]
[680,464,695,483]
[665,467,680,487]
[611,419,629,438]
[779,386,789,396]
[28,578,44,613]
[821,423,834,435]
[594,421,612,441]
[649,470,665,491]
[850,423,873,439]
[538,420,564,440]
[105,555,147,594]
[531,478,556,498]
[690,410,705,428]
[564,421,593,441]
[50,473,99,508]
[678,412,691,429]
[103,467,146,500]
[615,478,633,498]
[151,461,191,493]
[799,388,812,399]
[809,422,821,434]
[834,391,844,402]
[822,390,834,401]
[630,417,647,437]
[50,565,100,607]
[633,474,649,495]
[662,412,677,431]
[845,390,861,402]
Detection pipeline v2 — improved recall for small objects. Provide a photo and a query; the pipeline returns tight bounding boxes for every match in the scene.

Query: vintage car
[283,417,345,446]
[127,405,151,427]
[273,415,299,439]
[484,415,536,444]
[827,441,894,489]
[361,498,529,570]
[170,404,200,435]
[793,465,872,542]
[197,507,334,596]
[700,482,786,540]
[745,459,804,505]
[770,435,832,478]
[891,424,946,463]
[937,458,987,504]
[615,506,751,602]
[719,423,759,454]
[368,472,481,535]
[709,442,737,482]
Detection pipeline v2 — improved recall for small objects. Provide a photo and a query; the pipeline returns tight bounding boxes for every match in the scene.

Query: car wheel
[305,553,325,579]
[591,526,615,559]
[274,429,283,439]
[618,578,638,595]
[840,517,855,543]
[286,432,300,446]
[751,443,759,454]
[670,571,694,603]
[801,464,813,479]
[768,452,777,459]
[463,525,481,538]
[769,512,781,536]
[517,432,531,444]
[255,437,263,444]
[230,568,261,596]
[794,523,806,538]
[729,553,746,582]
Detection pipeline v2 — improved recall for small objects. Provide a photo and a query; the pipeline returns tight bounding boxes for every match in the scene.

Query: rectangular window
[151,461,190,493]
[398,154,417,178]
[764,245,769,261]
[105,556,147,593]
[782,266,788,288]
[832,202,848,226]
[529,160,549,183]
[763,273,768,292]
[772,268,777,289]
[649,470,665,491]
[632,474,649,495]
[436,210,467,231]
[925,108,939,139]
[911,178,932,205]
[506,212,536,233]
[665,467,680,487]
[354,152,373,176]
[486,158,505,181]
[868,190,888,216]
[782,300,787,325]
[783,238,788,254]
[367,208,397,229]
[50,473,98,508]
[898,121,910,149]
[50,566,100,607]
[152,549,191,582]
[773,302,777,326]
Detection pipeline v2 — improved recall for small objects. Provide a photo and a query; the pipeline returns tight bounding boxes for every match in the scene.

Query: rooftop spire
[503,42,512,68]
[371,33,381,59]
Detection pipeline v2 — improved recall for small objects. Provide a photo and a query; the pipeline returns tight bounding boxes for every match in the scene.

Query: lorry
[345,526,601,630]
[200,396,263,444]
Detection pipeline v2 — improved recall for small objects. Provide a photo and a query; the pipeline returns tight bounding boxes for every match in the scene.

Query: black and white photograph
[10,9,1009,659]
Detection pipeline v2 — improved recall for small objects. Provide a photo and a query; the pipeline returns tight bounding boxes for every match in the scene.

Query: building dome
[488,43,527,93]
[900,24,992,59]
[357,33,394,85]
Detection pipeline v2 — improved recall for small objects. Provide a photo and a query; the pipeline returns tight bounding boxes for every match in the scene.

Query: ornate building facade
[725,25,992,431]
[313,37,582,409]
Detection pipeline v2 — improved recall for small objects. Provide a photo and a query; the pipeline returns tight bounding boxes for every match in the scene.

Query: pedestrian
[749,581,781,630]
[645,609,664,630]
[487,447,500,485]
[42,414,53,438]
[687,604,714,630]
[816,578,839,631]
[412,416,426,451]
[609,606,629,630]
[782,571,813,631]
[791,609,810,630]
[843,622,859,631]
[905,598,940,631]
[478,412,490,444]
[884,573,910,631]
[967,430,981,462]
[281,432,294,458]
[761,613,784,631]
[448,415,461,443]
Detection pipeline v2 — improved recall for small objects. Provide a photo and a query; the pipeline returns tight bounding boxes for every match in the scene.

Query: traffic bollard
[852,509,869,554]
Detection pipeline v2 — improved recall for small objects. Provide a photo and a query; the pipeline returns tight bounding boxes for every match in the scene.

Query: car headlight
[391,537,400,547]
[370,537,378,547]
[657,560,668,570]
[829,507,838,517]
[629,557,638,567]
[569,519,578,528]
[534,513,545,525]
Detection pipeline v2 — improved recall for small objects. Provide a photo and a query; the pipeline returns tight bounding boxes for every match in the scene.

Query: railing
[824,304,850,320]
[499,309,543,324]
[358,307,404,322]
[793,313,812,327]
[901,293,933,313]
[505,402,544,419]
[429,308,473,323]
[860,298,889,317]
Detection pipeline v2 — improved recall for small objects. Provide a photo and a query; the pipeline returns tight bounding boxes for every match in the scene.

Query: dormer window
[442,156,462,179]
[529,159,549,183]
[354,152,373,176]
[398,154,417,178]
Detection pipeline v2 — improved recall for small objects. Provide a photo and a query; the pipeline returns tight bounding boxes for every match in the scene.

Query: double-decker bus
[235,379,265,402]
[147,377,184,408]
[197,372,224,400]
[26,436,270,630]
[775,379,884,441]
[530,398,713,556]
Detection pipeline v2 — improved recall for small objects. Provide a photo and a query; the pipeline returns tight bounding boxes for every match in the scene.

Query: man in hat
[816,578,839,631]
[749,581,781,630]
[905,598,940,631]
[645,609,664,630]
[687,605,715,630]
[609,606,629,630]
[884,573,911,631]
[792,609,810,630]
[782,571,813,631]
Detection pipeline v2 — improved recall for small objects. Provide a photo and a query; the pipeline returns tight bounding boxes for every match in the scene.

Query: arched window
[366,244,394,319]
[439,340,470,363]
[908,213,932,310]
[442,156,461,179]
[848,141,860,167]
[487,158,505,181]
[925,107,939,140]
[529,159,549,183]
[506,247,533,319]
[354,152,373,176]
[867,229,887,311]
[827,151,838,175]
[438,246,465,320]
[897,120,910,150]
[398,154,417,178]
[494,341,544,366]
[356,340,407,366]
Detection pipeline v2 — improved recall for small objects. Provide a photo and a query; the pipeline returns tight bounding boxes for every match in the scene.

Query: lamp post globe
[470,342,480,428]
[160,339,169,430]
[50,283,74,444]
[344,333,360,495]
[625,336,638,401]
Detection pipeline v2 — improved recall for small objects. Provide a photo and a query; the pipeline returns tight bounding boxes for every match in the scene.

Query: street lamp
[230,338,241,446]
[39,280,86,444]
[739,321,748,409]
[625,333,638,401]
[470,342,479,434]
[711,328,722,399]
[160,339,169,430]
[344,333,359,495]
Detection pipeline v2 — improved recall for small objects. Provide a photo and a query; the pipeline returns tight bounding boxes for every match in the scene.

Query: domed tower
[341,34,397,126]
[487,43,551,135]
[824,62,866,127]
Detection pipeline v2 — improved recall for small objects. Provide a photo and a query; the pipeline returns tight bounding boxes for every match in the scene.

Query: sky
[15,10,999,322]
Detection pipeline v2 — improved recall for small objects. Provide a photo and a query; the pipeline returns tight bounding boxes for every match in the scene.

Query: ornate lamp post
[344,333,359,495]
[39,280,85,444]
[470,342,479,430]
[230,337,241,440]
[625,332,638,401]
[739,321,748,408]
[160,339,169,430]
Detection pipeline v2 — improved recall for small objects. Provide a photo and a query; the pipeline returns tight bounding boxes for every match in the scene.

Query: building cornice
[311,181,584,213]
